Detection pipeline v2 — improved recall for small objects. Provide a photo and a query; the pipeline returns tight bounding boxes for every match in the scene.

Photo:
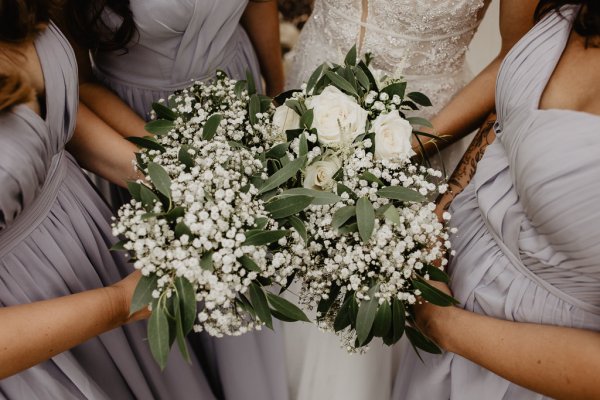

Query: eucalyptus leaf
[140,185,160,211]
[178,145,195,170]
[278,188,341,205]
[110,240,127,252]
[300,109,314,130]
[356,286,380,345]
[265,195,313,219]
[406,326,442,355]
[407,92,433,107]
[333,294,354,331]
[413,278,459,307]
[377,186,426,203]
[372,300,392,337]
[174,301,191,363]
[317,283,341,317]
[254,217,269,230]
[234,80,247,97]
[127,181,142,202]
[299,133,309,156]
[407,116,433,129]
[152,102,177,121]
[242,229,290,246]
[148,304,171,370]
[332,205,356,229]
[425,264,450,283]
[325,71,358,97]
[258,156,306,194]
[239,255,261,272]
[145,119,174,136]
[353,66,371,90]
[126,136,166,153]
[391,298,406,344]
[306,63,329,94]
[338,222,358,234]
[266,142,290,159]
[382,82,407,99]
[130,274,158,314]
[336,183,357,200]
[200,251,214,272]
[174,276,196,334]
[383,205,401,225]
[274,89,302,106]
[287,215,308,242]
[202,114,223,140]
[356,197,375,243]
[266,292,310,322]
[147,162,172,199]
[166,206,186,222]
[249,94,260,126]
[174,221,192,239]
[246,70,256,95]
[344,44,357,66]
[249,283,273,329]
[359,171,384,186]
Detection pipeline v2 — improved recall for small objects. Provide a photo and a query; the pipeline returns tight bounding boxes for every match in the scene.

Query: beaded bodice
[286,0,490,118]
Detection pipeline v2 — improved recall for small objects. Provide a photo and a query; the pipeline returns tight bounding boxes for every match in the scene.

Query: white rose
[307,86,368,146]
[272,105,300,135]
[372,110,415,161]
[303,156,341,191]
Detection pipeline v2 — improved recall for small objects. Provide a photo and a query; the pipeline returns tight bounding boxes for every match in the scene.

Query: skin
[414,22,600,400]
[242,0,285,96]
[0,38,149,380]
[420,0,540,154]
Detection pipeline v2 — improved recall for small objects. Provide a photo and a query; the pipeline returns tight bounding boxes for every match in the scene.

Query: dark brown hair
[63,0,136,52]
[535,1,600,45]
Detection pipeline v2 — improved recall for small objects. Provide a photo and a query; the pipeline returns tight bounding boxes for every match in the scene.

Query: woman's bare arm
[417,297,600,400]
[67,102,140,187]
[0,271,148,379]
[423,0,539,153]
[241,0,285,96]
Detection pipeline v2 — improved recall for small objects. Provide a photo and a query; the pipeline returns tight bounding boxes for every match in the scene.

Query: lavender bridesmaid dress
[393,6,600,399]
[92,2,290,399]
[0,23,215,400]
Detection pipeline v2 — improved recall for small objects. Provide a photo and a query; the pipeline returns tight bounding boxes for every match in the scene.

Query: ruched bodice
[0,23,216,399]
[93,0,258,118]
[0,23,77,231]
[393,6,600,400]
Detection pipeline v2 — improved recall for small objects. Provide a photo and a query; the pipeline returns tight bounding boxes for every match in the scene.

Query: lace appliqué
[285,0,489,119]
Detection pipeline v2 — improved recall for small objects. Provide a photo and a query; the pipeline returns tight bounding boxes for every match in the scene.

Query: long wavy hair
[0,0,136,112]
[535,1,600,45]
[63,0,136,52]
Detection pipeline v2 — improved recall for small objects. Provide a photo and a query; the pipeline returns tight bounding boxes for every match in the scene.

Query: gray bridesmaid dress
[0,23,216,400]
[92,2,290,399]
[393,6,600,400]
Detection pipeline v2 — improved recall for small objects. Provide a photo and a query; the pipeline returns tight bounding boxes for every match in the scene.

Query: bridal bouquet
[112,71,308,369]
[262,47,458,354]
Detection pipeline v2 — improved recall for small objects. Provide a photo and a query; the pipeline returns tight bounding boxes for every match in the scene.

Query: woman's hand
[111,270,152,324]
[412,279,457,350]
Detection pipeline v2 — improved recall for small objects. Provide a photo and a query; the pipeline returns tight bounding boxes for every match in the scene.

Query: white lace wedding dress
[283,1,490,399]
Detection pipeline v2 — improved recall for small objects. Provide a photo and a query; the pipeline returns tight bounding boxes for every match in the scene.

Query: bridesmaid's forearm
[68,102,140,187]
[430,307,600,400]
[241,0,284,96]
[0,286,127,379]
[80,82,148,138]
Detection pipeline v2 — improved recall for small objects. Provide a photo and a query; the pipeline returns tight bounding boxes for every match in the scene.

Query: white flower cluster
[155,71,277,152]
[295,148,454,349]
[271,59,455,351]
[113,73,302,337]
